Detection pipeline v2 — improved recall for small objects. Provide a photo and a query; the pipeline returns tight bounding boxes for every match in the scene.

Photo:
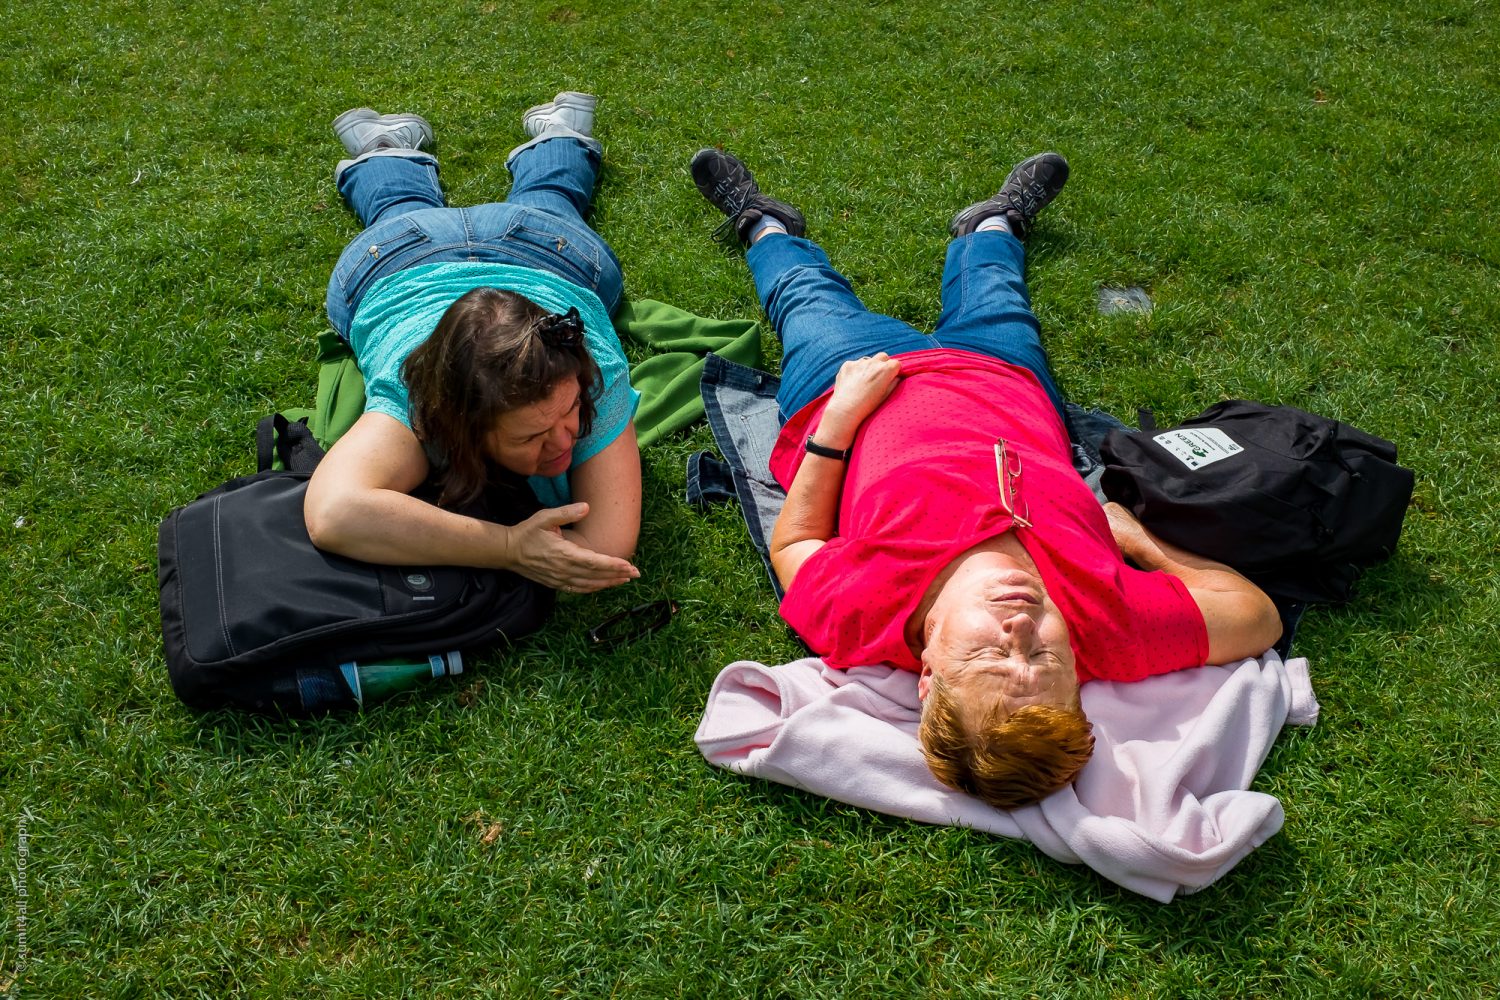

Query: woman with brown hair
[304,93,641,594]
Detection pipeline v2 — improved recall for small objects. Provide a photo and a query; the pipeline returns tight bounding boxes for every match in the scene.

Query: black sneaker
[690,148,806,246]
[949,152,1069,241]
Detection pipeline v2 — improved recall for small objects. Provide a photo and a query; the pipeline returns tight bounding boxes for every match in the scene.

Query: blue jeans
[324,137,624,338]
[747,230,1064,419]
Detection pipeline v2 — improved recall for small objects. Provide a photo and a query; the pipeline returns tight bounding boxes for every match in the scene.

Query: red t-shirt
[770,349,1208,681]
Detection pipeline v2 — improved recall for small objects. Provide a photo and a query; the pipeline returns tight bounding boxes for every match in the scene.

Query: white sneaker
[522,91,597,139]
[332,108,434,157]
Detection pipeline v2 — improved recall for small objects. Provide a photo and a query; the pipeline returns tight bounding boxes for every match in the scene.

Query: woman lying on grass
[690,148,1283,809]
[304,92,641,595]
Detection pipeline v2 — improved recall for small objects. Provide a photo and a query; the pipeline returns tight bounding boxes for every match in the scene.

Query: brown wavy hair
[403,287,598,507]
[918,674,1095,810]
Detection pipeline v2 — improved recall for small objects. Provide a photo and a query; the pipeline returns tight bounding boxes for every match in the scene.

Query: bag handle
[256,413,327,474]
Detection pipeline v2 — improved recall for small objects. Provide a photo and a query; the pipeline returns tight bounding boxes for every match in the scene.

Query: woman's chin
[537,454,571,477]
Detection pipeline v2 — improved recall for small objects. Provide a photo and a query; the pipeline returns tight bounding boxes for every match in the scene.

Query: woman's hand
[768,355,899,590]
[507,502,641,593]
[820,352,902,442]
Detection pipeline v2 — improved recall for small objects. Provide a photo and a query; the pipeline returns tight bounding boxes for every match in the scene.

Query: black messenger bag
[157,418,553,714]
[1099,400,1414,605]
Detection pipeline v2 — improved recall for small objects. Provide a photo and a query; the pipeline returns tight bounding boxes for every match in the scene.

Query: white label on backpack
[1152,427,1244,470]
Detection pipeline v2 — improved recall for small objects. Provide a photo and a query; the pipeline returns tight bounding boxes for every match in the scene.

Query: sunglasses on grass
[587,599,678,648]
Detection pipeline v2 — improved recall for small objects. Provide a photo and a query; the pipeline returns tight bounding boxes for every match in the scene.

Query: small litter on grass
[12,516,24,528]
[465,810,504,845]
[1098,286,1152,315]
[457,677,486,707]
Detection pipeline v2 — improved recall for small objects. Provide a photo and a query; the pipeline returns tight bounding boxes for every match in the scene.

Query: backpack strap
[255,415,277,472]
[256,413,328,473]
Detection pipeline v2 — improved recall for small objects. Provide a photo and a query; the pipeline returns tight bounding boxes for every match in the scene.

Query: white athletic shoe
[332,107,435,157]
[522,91,597,139]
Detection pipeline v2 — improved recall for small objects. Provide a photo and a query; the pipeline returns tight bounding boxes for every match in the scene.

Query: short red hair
[918,674,1095,809]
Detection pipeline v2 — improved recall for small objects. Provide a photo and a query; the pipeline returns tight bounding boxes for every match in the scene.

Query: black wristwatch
[804,435,852,461]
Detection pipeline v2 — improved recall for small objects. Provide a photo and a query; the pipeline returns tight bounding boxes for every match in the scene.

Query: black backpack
[1099,400,1414,604]
[157,416,553,713]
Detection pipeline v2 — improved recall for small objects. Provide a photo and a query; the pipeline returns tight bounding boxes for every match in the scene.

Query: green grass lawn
[3,0,1499,995]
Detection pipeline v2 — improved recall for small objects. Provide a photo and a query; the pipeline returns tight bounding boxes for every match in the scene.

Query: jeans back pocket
[484,210,604,293]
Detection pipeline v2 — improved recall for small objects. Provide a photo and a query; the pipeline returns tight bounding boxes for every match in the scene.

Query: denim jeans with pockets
[324,136,624,339]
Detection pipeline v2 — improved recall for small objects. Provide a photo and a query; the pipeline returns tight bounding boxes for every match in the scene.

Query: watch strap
[804,435,852,461]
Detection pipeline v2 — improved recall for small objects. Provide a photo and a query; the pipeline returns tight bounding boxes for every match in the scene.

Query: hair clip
[537,306,585,348]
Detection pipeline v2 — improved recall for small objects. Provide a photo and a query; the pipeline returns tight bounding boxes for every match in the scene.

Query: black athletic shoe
[949,152,1069,241]
[690,148,807,246]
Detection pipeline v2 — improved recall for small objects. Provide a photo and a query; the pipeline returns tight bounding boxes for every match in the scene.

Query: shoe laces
[710,185,757,245]
[711,215,739,244]
[702,167,757,244]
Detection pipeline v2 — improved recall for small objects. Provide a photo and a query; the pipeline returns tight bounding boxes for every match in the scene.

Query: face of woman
[917,567,1079,715]
[483,378,583,478]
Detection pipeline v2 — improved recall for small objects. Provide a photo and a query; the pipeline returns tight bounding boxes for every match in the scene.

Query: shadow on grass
[720,762,1314,906]
[1338,547,1454,628]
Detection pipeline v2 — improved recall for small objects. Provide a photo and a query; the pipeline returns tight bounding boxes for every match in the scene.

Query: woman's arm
[769,354,902,590]
[304,412,638,592]
[562,421,642,561]
[1104,502,1283,663]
